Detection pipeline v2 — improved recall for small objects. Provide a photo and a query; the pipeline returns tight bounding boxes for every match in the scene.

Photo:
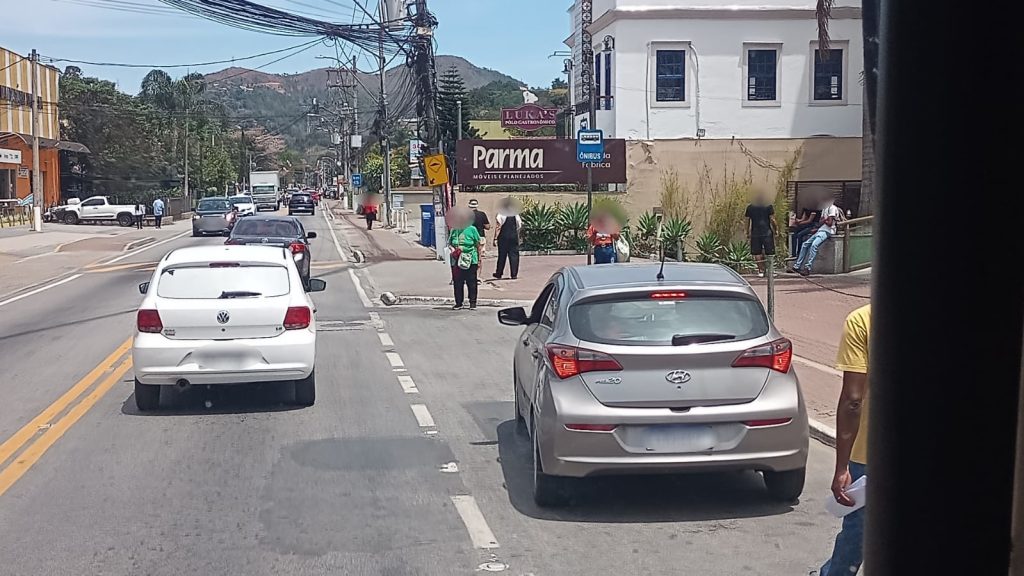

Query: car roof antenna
[655,210,666,281]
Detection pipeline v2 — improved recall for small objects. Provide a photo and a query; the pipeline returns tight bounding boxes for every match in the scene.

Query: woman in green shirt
[448,206,482,309]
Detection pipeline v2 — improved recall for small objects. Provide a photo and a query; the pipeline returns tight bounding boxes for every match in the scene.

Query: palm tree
[816,0,879,216]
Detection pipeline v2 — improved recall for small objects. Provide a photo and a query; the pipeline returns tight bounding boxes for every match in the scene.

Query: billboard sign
[455,139,626,185]
[0,148,22,164]
[500,104,558,132]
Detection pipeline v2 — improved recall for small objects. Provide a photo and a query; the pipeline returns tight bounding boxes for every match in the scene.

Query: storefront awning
[0,134,90,154]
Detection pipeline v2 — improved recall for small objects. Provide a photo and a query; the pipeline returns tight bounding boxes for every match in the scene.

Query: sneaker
[510,275,517,280]
[469,303,477,310]
[799,268,811,277]
[452,304,464,310]
[492,273,502,279]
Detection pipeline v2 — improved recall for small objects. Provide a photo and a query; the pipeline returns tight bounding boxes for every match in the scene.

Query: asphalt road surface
[0,207,843,575]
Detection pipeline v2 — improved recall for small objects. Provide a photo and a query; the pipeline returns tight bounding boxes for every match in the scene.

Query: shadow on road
[495,419,796,523]
[121,381,306,416]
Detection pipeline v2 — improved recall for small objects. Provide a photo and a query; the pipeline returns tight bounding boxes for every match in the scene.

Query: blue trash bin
[420,204,435,247]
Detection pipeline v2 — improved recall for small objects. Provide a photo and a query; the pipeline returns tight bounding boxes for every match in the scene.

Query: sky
[0,0,571,93]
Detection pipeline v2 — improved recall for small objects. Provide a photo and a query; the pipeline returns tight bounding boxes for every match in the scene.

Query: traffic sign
[351,173,363,187]
[423,153,450,186]
[577,129,605,163]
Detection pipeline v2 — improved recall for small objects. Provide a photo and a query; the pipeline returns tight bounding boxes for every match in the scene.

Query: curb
[379,295,532,308]
[809,418,837,448]
[123,236,156,252]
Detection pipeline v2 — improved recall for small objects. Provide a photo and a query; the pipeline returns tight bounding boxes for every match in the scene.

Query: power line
[41,38,324,69]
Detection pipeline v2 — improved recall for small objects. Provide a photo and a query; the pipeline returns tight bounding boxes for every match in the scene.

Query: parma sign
[500,104,558,132]
[455,139,626,186]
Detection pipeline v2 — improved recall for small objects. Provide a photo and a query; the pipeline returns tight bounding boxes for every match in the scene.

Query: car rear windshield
[197,199,229,212]
[156,264,290,299]
[291,194,311,202]
[569,294,769,346]
[232,219,299,237]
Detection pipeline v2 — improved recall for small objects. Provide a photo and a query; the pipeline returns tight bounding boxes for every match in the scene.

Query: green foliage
[659,168,690,219]
[557,202,590,252]
[695,231,725,263]
[723,241,756,274]
[706,170,755,244]
[520,202,561,251]
[438,66,480,158]
[633,211,659,257]
[361,144,409,194]
[661,217,693,261]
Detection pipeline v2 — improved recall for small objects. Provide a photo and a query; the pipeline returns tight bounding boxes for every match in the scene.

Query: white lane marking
[369,312,384,330]
[410,404,435,427]
[0,274,82,308]
[397,374,419,394]
[794,355,843,378]
[348,269,373,308]
[450,495,500,549]
[378,332,394,347]
[104,230,190,265]
[13,251,55,264]
[385,352,404,368]
[322,208,348,262]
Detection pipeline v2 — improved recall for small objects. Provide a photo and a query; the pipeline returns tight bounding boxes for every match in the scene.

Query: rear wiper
[219,290,261,299]
[672,333,736,346]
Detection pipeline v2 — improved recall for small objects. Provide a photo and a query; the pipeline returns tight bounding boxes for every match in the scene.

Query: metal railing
[0,204,31,228]
[393,208,412,233]
[840,215,874,272]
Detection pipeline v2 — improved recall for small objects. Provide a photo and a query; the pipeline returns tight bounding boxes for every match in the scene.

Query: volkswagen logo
[216,311,230,324]
[665,370,691,385]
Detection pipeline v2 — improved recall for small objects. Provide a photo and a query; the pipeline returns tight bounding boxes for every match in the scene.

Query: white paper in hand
[825,475,867,518]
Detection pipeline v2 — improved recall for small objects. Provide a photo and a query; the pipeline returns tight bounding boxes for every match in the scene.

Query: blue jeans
[594,244,617,264]
[794,229,831,271]
[820,461,867,576]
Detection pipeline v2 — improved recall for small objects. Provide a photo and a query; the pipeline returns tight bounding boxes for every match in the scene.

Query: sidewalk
[333,210,867,433]
[0,221,183,300]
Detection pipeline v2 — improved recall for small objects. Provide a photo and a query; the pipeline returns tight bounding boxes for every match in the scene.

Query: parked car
[225,216,316,288]
[132,245,326,411]
[228,194,256,217]
[498,262,809,507]
[53,196,138,226]
[288,192,315,216]
[191,197,233,237]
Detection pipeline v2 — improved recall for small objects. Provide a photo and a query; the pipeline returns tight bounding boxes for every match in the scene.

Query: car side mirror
[138,281,150,294]
[306,231,317,239]
[307,278,327,293]
[498,306,529,326]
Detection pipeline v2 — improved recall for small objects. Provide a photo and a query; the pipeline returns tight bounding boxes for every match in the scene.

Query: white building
[564,0,864,217]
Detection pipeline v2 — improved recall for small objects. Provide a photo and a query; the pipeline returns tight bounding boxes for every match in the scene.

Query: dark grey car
[225,216,316,287]
[191,198,233,237]
[498,263,809,507]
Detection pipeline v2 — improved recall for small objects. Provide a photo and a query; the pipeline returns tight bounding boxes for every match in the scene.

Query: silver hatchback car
[499,263,809,507]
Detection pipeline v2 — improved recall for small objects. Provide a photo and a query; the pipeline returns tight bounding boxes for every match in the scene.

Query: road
[0,206,842,575]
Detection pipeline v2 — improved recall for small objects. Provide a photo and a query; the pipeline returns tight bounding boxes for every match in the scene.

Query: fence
[0,204,30,228]
[840,215,873,272]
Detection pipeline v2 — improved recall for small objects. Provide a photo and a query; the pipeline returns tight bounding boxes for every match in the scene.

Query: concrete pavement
[0,205,846,575]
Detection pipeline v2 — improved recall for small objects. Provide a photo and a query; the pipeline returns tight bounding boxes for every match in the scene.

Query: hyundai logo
[665,370,691,385]
[217,311,230,324]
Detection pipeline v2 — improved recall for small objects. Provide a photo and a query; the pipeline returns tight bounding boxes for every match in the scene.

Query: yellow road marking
[0,358,133,498]
[0,337,132,468]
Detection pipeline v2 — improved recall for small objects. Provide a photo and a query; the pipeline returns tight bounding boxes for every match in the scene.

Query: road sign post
[577,129,604,265]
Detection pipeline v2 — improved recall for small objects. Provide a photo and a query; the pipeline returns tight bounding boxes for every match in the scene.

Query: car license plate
[640,425,716,453]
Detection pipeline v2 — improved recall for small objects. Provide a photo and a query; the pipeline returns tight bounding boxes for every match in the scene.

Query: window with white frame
[743,44,781,106]
[655,48,686,103]
[810,41,848,104]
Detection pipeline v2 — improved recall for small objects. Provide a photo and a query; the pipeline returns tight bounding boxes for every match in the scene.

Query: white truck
[53,196,139,227]
[249,171,281,211]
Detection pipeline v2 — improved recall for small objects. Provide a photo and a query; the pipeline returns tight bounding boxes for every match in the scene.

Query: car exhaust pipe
[176,378,191,389]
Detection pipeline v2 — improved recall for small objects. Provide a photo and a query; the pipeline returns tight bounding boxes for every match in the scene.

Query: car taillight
[744,418,793,427]
[732,338,793,373]
[137,309,163,333]
[564,423,618,432]
[289,242,305,254]
[283,306,311,330]
[546,344,623,379]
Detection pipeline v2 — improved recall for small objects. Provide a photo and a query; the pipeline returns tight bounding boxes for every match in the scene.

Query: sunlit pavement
[0,206,844,575]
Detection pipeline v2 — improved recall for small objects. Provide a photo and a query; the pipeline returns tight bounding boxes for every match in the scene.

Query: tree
[437,66,479,157]
[817,0,877,217]
[550,78,568,90]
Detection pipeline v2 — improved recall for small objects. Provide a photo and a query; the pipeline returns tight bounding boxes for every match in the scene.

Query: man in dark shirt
[790,207,821,256]
[745,190,777,278]
[468,198,490,284]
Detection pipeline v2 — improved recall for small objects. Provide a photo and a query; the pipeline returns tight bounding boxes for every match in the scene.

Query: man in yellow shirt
[819,304,870,576]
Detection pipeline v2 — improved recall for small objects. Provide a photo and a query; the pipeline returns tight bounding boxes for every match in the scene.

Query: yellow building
[1,46,65,205]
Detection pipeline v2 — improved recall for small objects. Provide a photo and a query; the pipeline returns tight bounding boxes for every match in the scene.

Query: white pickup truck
[54,196,139,227]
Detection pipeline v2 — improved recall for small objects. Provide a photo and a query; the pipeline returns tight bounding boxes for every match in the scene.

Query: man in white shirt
[791,199,842,276]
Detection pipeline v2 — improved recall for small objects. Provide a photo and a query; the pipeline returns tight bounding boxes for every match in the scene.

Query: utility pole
[29,49,42,232]
[377,0,393,227]
[581,0,596,265]
[410,0,445,253]
[456,100,462,140]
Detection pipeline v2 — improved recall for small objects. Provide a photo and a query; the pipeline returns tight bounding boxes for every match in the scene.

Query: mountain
[202,55,526,156]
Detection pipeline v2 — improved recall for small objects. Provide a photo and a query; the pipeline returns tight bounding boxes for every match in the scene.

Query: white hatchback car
[132,245,325,411]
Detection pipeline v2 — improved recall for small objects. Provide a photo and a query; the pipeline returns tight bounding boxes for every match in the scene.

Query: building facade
[565,0,864,222]
[0,46,63,206]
